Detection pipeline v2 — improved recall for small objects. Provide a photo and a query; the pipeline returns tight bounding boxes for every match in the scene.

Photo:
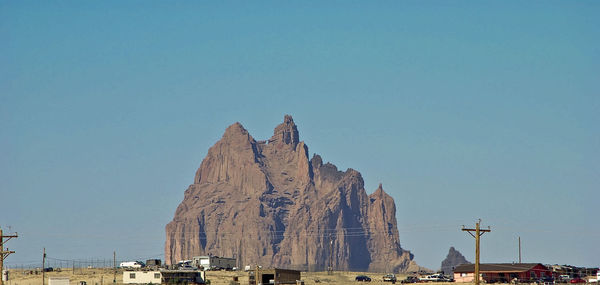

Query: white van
[119,261,144,268]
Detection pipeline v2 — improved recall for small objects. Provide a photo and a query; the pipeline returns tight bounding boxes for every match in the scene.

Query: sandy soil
[6,268,458,285]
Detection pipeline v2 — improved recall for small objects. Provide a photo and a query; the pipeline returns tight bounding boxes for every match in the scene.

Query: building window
[154,273,160,279]
[130,273,136,279]
[461,273,467,277]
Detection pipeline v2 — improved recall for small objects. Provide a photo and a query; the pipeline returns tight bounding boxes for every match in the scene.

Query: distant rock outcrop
[441,247,470,274]
[165,115,419,272]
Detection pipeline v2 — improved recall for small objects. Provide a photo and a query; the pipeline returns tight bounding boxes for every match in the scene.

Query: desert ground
[5,268,460,285]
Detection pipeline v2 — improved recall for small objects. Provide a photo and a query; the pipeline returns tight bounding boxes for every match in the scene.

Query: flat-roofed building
[160,269,206,284]
[48,277,70,285]
[192,255,236,270]
[123,271,162,284]
[123,270,205,284]
[248,268,301,285]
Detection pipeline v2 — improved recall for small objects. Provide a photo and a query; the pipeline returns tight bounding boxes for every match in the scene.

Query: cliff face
[441,247,470,274]
[165,115,418,272]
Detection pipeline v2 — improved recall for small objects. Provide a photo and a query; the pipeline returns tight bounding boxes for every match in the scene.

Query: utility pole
[256,264,260,285]
[518,237,522,263]
[328,235,334,275]
[113,251,116,284]
[42,248,46,285]
[462,220,491,285]
[0,227,18,285]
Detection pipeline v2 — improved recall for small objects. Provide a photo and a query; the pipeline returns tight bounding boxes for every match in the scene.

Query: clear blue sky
[1,1,598,270]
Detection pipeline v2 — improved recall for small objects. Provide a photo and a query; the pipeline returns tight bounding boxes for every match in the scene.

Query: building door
[262,274,274,284]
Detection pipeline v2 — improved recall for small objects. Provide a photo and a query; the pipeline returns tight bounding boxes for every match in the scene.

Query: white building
[123,270,206,284]
[48,277,70,285]
[123,271,161,284]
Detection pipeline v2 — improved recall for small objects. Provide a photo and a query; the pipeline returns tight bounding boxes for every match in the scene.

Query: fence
[7,259,122,271]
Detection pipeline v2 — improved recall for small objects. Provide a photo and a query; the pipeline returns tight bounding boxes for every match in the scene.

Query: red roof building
[453,263,552,283]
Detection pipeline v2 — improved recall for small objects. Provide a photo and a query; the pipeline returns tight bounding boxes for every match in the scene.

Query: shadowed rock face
[165,115,418,272]
[441,247,471,274]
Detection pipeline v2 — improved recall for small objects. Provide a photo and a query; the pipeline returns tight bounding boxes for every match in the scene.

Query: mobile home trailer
[192,256,236,270]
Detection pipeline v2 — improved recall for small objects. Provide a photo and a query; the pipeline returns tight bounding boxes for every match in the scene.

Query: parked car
[402,276,419,283]
[537,276,555,284]
[356,275,372,282]
[384,274,397,282]
[180,265,195,270]
[589,272,600,283]
[420,274,448,282]
[570,278,586,284]
[557,275,572,283]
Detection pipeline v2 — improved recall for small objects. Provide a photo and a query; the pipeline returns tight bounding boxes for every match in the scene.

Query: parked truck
[589,272,600,283]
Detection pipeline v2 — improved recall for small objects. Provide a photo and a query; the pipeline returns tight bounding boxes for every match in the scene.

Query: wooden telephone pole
[1,227,19,285]
[42,248,46,285]
[518,236,522,263]
[328,235,334,275]
[462,220,491,285]
[113,251,116,284]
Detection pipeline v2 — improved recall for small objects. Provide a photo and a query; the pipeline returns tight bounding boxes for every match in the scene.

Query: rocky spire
[441,246,470,275]
[374,183,384,194]
[166,115,418,272]
[269,115,299,148]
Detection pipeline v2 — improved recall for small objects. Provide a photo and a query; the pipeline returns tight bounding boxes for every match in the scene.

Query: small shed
[249,268,301,285]
[454,263,552,283]
[146,259,162,267]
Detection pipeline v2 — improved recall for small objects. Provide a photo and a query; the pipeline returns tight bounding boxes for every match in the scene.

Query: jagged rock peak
[441,246,470,275]
[270,115,299,147]
[371,183,391,198]
[223,122,250,137]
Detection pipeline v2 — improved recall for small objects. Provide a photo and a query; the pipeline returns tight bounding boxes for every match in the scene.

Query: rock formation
[441,247,470,274]
[165,115,418,272]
